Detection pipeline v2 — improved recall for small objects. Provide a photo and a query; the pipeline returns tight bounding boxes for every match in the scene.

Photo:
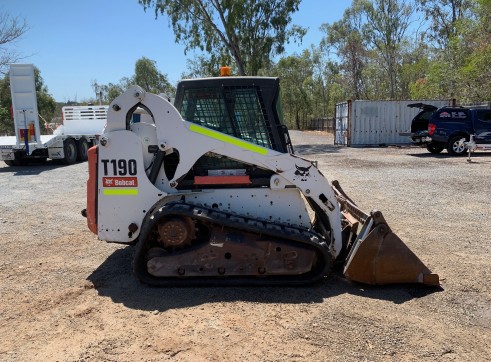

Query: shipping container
[334,100,453,146]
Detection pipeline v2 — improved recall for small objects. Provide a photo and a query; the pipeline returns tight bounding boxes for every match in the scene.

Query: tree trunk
[295,110,301,130]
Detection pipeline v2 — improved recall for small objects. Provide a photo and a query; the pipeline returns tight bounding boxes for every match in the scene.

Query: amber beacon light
[220,66,231,76]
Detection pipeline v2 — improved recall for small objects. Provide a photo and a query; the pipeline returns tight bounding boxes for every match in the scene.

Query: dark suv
[428,107,491,155]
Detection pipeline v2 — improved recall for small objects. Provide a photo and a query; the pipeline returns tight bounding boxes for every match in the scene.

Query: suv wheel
[426,143,444,154]
[447,136,468,156]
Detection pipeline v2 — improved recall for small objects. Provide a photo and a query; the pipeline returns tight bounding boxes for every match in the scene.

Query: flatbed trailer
[0,132,101,165]
[0,64,107,166]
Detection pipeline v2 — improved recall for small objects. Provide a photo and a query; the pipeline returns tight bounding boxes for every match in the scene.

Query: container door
[335,102,348,145]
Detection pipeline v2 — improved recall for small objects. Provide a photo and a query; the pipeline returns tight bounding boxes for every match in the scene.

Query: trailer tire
[4,160,15,166]
[62,138,78,165]
[10,152,28,166]
[76,138,89,162]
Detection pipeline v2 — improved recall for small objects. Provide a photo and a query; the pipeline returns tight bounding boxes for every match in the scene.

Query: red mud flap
[343,210,440,286]
[86,146,98,234]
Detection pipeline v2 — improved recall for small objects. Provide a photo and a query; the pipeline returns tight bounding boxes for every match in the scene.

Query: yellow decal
[103,188,139,196]
[189,124,268,155]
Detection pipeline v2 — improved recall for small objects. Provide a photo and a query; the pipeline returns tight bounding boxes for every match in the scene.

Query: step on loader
[84,75,439,287]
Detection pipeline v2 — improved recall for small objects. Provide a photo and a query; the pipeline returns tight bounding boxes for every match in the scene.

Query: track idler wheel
[156,217,195,249]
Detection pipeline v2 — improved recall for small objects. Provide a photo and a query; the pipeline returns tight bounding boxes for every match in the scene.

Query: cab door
[474,109,491,144]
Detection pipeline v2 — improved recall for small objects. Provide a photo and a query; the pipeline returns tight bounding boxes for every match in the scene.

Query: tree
[0,12,28,74]
[91,57,175,103]
[134,57,174,95]
[181,53,234,79]
[269,51,313,129]
[0,67,56,135]
[406,1,486,102]
[91,78,131,104]
[361,0,415,99]
[139,0,306,76]
[318,0,416,100]
[399,40,432,98]
[308,45,344,118]
[453,0,491,101]
[416,0,473,47]
[320,1,368,100]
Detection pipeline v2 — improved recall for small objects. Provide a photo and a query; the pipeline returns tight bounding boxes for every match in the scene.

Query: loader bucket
[332,181,439,286]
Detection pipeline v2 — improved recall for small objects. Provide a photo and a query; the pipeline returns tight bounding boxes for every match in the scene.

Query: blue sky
[1,0,351,102]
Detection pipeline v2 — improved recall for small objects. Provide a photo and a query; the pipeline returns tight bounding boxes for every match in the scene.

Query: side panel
[96,130,170,243]
[61,106,108,135]
[0,148,15,162]
[0,137,16,160]
[185,188,312,229]
[48,147,65,159]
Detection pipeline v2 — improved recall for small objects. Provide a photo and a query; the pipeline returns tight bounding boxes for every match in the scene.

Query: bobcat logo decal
[295,164,312,181]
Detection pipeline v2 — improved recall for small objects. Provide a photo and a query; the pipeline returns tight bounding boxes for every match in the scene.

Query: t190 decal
[101,159,137,176]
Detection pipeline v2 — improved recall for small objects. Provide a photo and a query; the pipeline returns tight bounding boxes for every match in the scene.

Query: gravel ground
[0,130,490,361]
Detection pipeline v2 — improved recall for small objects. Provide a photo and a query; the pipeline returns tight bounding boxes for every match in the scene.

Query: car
[428,107,491,156]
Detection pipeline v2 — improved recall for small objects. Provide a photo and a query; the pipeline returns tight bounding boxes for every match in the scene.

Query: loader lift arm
[88,84,439,287]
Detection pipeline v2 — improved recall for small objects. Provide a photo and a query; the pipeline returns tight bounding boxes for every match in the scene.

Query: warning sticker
[103,177,138,187]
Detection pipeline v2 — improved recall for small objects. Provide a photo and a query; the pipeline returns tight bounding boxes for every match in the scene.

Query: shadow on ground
[87,247,442,312]
[0,161,71,176]
[293,144,342,156]
[409,151,491,162]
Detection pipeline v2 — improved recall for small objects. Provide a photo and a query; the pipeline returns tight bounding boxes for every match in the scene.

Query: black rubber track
[133,202,334,287]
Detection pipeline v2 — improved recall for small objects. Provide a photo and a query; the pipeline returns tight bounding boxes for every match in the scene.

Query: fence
[309,118,335,132]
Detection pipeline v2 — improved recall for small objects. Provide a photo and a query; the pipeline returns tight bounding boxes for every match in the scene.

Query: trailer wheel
[76,138,89,162]
[10,152,28,166]
[4,160,15,166]
[62,138,78,165]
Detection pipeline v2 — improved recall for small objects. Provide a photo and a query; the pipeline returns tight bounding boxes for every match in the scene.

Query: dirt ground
[0,131,490,362]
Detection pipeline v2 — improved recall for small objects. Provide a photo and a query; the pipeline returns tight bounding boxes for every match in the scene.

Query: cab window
[180,86,272,148]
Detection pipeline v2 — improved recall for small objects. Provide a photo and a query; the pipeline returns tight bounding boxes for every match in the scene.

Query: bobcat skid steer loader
[84,75,439,287]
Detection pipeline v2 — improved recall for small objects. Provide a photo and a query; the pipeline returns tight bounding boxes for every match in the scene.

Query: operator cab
[174,76,293,154]
[130,75,295,190]
[167,76,295,189]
